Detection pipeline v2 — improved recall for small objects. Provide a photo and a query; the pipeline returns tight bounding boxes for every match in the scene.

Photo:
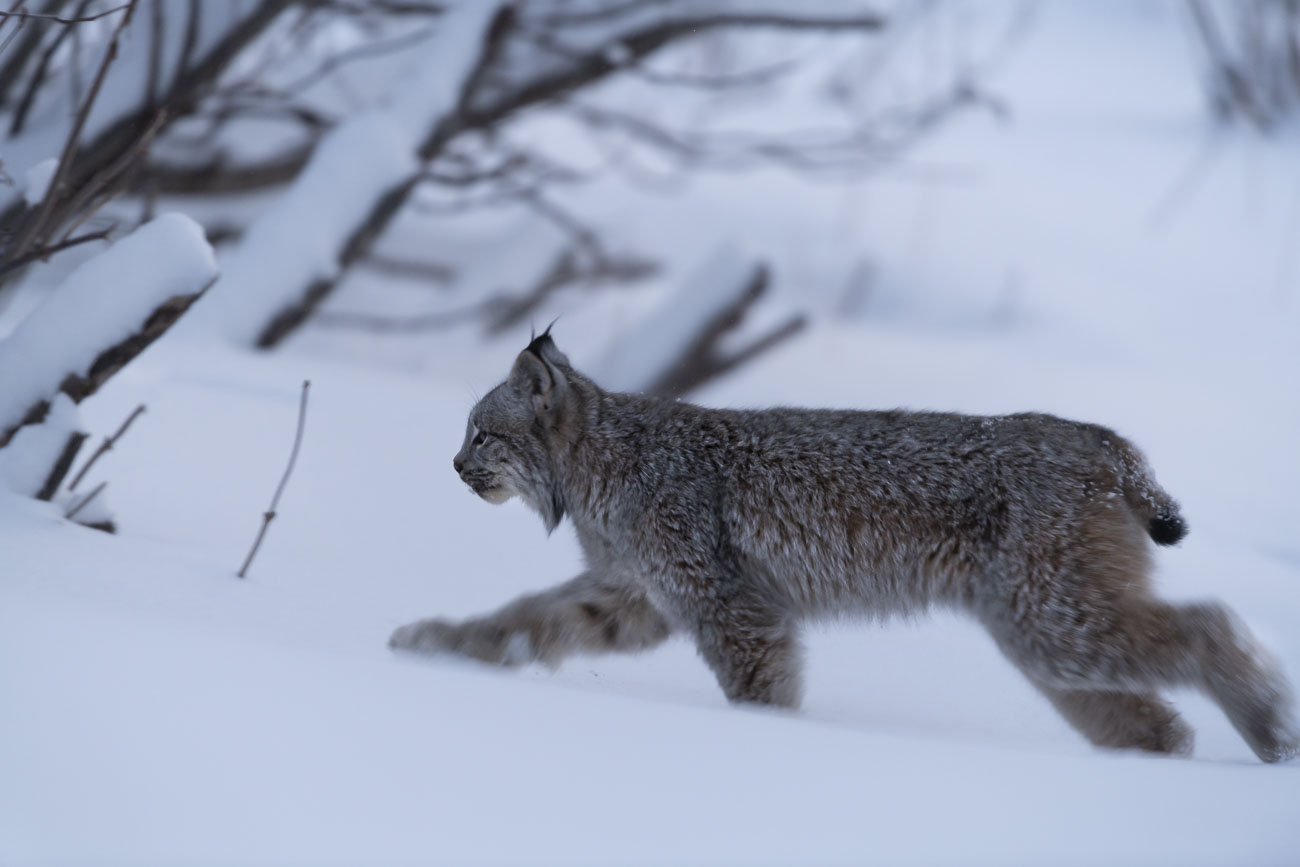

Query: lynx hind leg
[1171,601,1299,763]
[389,572,672,668]
[997,594,1299,763]
[1036,687,1194,756]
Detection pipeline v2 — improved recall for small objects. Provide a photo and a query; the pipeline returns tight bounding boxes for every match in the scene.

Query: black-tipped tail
[1148,513,1187,546]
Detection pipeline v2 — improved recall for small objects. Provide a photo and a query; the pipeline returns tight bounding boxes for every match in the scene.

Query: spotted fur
[391,334,1298,762]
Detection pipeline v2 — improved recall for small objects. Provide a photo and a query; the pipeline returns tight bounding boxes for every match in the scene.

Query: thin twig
[65,479,106,520]
[7,0,93,136]
[0,2,128,24]
[4,0,138,266]
[56,107,167,242]
[0,227,110,277]
[67,402,145,491]
[238,380,310,579]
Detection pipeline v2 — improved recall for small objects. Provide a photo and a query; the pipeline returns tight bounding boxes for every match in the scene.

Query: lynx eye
[472,431,489,447]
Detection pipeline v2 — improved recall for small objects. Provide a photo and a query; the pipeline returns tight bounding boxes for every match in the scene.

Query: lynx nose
[453,457,465,475]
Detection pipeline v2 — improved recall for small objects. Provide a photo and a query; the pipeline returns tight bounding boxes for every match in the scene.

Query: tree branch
[644,262,806,398]
[0,2,127,24]
[252,4,888,347]
[0,227,111,278]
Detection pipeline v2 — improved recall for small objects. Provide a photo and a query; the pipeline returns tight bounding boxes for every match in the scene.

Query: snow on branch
[206,0,891,349]
[0,213,217,449]
[597,246,805,398]
[188,1,507,348]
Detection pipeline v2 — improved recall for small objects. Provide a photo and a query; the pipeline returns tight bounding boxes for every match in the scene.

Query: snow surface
[3,3,1300,866]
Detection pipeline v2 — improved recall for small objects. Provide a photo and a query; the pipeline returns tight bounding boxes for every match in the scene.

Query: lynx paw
[389,618,461,655]
[388,618,533,667]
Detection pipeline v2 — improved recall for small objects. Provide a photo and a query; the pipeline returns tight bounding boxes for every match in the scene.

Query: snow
[0,392,80,496]
[22,157,58,206]
[3,3,1300,866]
[0,213,216,439]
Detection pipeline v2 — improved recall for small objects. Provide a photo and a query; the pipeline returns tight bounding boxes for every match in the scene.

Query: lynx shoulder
[390,333,1297,763]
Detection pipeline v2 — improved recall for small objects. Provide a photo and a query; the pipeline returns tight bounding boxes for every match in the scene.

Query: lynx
[390,332,1298,762]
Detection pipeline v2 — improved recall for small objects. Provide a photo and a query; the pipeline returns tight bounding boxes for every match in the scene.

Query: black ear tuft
[525,320,558,359]
[523,320,569,368]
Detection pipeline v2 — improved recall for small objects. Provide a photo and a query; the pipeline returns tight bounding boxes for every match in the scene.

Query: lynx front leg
[389,572,672,668]
[690,603,804,709]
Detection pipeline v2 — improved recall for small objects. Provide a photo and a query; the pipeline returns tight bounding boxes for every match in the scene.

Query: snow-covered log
[596,246,806,398]
[0,213,217,449]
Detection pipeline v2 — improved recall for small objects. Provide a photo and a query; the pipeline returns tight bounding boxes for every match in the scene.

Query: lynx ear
[509,344,568,422]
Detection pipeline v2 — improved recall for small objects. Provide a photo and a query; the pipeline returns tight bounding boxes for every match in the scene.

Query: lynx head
[452,330,578,532]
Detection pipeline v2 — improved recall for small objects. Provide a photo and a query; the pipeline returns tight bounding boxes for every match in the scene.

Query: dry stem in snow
[238,380,311,579]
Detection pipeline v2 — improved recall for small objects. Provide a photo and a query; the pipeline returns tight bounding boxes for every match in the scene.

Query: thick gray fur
[390,334,1298,762]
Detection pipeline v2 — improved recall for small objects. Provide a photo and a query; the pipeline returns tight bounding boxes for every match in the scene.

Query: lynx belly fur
[390,333,1298,762]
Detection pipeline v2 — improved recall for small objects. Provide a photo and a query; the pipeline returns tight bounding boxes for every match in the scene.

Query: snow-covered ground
[3,3,1300,865]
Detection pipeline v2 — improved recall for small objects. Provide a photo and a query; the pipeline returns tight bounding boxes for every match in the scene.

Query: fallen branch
[0,213,218,450]
[644,262,806,398]
[238,380,310,579]
[67,402,145,491]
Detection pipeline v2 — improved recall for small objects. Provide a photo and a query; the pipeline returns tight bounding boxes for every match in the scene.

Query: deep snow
[3,2,1300,866]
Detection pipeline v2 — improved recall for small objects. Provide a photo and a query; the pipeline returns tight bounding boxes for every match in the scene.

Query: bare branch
[238,380,310,579]
[55,107,168,242]
[0,0,291,275]
[255,5,892,347]
[0,0,66,108]
[67,403,144,491]
[316,249,654,335]
[4,0,139,266]
[142,143,314,195]
[357,253,455,284]
[0,1,127,25]
[644,262,806,398]
[8,0,94,136]
[485,246,657,334]
[0,227,111,278]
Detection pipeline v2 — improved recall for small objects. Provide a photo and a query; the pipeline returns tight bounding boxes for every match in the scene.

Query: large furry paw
[388,617,533,667]
[388,618,461,655]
